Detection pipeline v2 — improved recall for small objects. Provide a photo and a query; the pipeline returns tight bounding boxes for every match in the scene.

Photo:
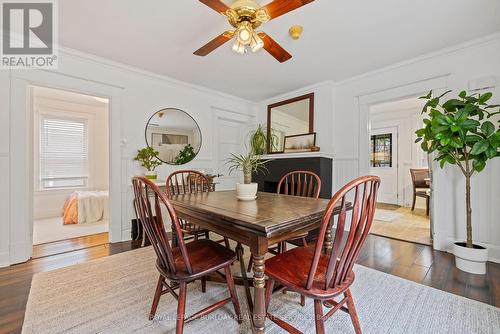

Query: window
[370,133,392,167]
[39,116,89,189]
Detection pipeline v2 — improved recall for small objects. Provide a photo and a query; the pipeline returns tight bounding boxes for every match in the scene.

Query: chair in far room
[410,168,430,216]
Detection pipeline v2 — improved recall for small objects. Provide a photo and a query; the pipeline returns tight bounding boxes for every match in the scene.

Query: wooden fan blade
[259,33,292,63]
[263,0,314,20]
[194,32,233,56]
[198,0,230,14]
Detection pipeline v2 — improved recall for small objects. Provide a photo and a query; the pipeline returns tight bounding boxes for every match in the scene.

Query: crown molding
[58,46,254,105]
[334,31,500,87]
[260,80,335,103]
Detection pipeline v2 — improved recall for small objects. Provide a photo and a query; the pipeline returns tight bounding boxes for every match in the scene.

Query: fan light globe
[250,32,264,52]
[236,23,252,45]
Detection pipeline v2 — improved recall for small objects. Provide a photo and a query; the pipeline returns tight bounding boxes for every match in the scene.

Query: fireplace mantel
[260,152,334,160]
[253,153,333,199]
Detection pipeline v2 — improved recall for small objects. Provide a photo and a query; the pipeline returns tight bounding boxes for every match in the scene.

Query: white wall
[0,48,254,267]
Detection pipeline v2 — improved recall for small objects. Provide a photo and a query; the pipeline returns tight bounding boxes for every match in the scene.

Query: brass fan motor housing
[226,0,270,29]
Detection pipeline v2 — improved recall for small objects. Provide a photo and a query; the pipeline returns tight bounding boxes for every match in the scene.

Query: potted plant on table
[134,147,163,180]
[415,90,500,274]
[227,151,269,201]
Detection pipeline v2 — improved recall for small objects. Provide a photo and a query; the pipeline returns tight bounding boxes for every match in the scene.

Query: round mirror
[145,108,202,165]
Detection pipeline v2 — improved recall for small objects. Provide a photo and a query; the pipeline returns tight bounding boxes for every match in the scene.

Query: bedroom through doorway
[31,86,110,258]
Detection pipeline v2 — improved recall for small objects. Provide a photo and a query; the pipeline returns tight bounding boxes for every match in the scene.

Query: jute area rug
[22,247,500,333]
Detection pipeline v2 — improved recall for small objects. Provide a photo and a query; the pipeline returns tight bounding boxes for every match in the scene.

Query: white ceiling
[60,0,500,101]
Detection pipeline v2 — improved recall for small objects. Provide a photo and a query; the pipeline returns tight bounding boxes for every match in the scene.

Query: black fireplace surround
[252,156,333,199]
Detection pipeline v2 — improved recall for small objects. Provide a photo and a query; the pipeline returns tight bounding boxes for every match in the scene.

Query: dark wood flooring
[1,234,498,334]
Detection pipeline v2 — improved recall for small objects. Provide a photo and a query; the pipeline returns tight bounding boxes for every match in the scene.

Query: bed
[62,191,109,225]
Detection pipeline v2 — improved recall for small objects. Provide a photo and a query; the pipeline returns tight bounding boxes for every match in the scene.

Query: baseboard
[0,251,9,268]
[9,242,31,265]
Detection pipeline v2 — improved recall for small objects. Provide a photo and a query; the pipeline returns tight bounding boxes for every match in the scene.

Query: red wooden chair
[276,170,322,248]
[264,175,380,334]
[132,177,242,334]
[247,171,321,278]
[166,170,230,248]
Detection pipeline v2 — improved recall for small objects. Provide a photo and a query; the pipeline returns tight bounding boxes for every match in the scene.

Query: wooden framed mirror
[267,93,314,153]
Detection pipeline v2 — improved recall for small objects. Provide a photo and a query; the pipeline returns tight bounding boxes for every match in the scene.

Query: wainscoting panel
[333,157,359,191]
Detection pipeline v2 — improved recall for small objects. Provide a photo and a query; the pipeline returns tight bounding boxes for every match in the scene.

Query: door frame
[8,70,123,265]
[212,107,253,191]
[357,74,450,246]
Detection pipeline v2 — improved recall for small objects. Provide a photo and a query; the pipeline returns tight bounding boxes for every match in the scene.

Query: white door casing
[7,70,123,266]
[212,107,251,191]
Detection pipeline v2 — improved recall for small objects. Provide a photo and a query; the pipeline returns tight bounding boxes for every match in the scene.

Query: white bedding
[76,190,109,224]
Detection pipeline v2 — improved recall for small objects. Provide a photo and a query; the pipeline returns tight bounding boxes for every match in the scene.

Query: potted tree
[416,90,500,274]
[134,147,162,180]
[227,151,269,201]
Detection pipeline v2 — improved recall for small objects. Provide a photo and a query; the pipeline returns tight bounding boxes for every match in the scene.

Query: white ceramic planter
[144,171,158,180]
[236,183,258,201]
[453,242,488,275]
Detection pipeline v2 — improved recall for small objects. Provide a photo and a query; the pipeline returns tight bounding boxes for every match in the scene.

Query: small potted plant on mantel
[416,90,500,274]
[227,151,269,201]
[134,147,163,180]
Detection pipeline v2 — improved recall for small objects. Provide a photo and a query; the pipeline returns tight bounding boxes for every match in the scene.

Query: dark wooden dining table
[168,190,345,333]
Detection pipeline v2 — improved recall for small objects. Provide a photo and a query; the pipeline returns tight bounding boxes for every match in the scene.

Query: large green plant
[226,151,269,184]
[415,90,500,248]
[134,147,162,171]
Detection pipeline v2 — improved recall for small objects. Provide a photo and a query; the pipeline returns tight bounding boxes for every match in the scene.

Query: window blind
[39,116,89,189]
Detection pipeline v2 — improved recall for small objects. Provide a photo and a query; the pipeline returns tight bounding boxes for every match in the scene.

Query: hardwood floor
[1,234,498,334]
[32,232,109,259]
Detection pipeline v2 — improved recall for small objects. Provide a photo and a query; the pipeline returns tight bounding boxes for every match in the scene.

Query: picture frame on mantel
[284,132,316,153]
[267,93,314,154]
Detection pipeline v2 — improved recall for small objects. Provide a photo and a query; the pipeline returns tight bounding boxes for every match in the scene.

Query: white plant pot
[236,183,258,201]
[453,242,488,275]
[144,171,158,180]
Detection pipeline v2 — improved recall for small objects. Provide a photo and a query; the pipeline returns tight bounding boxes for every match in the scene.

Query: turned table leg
[324,219,333,254]
[252,254,266,333]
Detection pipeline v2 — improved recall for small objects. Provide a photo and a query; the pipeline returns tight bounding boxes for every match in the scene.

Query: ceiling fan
[194,0,314,63]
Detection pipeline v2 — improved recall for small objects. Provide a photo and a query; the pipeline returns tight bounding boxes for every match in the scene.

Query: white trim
[58,47,253,104]
[260,152,334,160]
[7,70,122,266]
[334,32,500,87]
[260,80,335,103]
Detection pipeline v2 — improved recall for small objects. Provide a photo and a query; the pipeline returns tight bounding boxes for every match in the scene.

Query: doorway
[31,86,110,257]
[368,97,432,245]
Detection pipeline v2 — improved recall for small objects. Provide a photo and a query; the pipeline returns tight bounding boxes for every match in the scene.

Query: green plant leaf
[473,159,486,172]
[415,137,422,143]
[440,137,450,146]
[450,125,460,132]
[461,119,480,130]
[458,91,467,99]
[479,92,492,104]
[481,121,495,137]
[470,140,489,155]
[485,145,497,159]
